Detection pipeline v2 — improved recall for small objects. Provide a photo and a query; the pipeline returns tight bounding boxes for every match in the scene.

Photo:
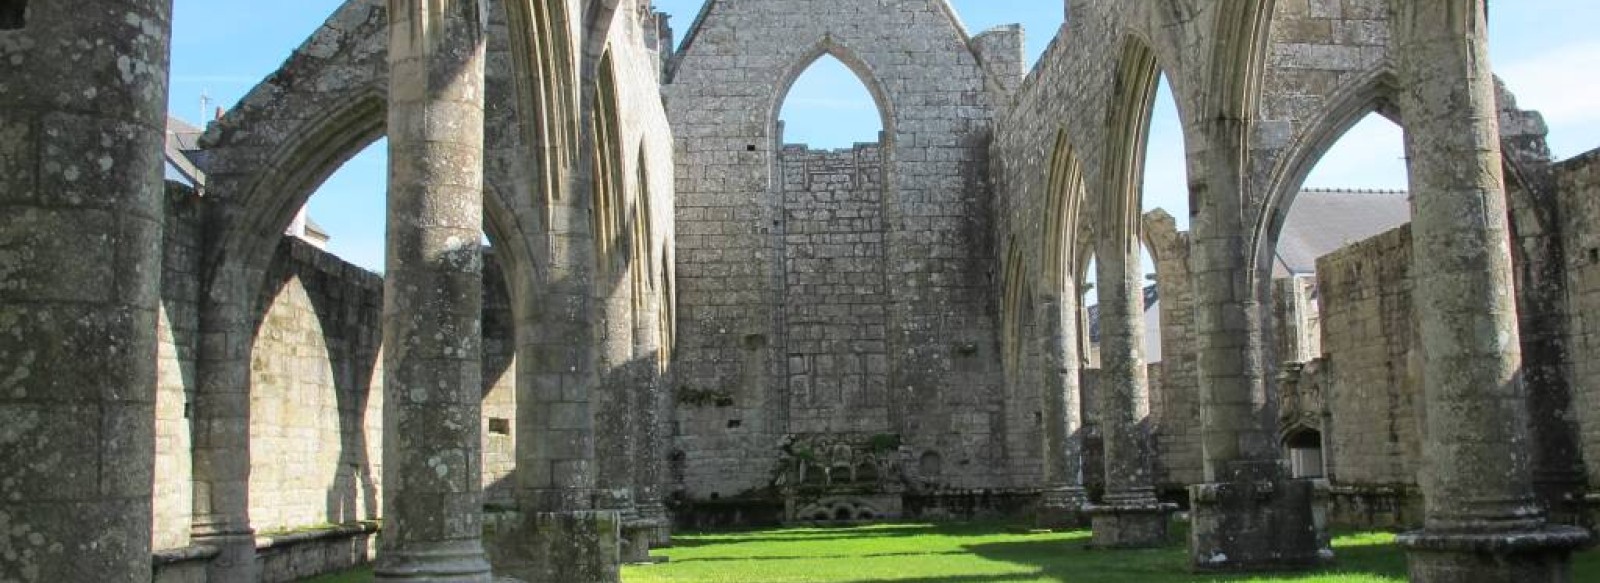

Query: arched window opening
[774,50,893,436]
[300,138,388,273]
[777,54,884,148]
[1302,115,1409,191]
[1284,429,1326,479]
[1138,74,1188,368]
[1271,113,1408,365]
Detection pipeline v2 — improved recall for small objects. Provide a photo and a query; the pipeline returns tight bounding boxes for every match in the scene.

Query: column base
[484,508,622,583]
[622,517,671,564]
[1188,474,1332,572]
[192,526,259,583]
[1036,487,1090,530]
[636,502,673,547]
[1399,526,1590,583]
[373,539,493,582]
[1085,502,1176,549]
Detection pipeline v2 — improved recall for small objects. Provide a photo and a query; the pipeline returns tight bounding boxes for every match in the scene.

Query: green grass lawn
[302,522,1600,582]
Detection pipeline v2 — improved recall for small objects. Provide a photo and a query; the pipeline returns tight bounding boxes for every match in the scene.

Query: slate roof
[1272,188,1411,277]
[164,115,208,187]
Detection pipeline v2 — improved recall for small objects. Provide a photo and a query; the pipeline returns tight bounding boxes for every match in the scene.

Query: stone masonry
[8,0,1600,582]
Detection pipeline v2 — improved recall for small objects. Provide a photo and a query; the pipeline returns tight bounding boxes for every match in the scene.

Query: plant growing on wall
[677,385,733,407]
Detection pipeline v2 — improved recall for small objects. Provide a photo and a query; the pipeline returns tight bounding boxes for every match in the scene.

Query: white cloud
[1499,41,1600,126]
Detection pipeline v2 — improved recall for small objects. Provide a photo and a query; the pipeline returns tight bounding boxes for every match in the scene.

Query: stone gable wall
[665,0,1009,499]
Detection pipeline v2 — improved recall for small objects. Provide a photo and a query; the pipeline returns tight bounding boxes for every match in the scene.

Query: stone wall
[1144,211,1202,491]
[1315,226,1422,488]
[779,143,890,436]
[248,238,386,533]
[481,253,517,504]
[245,240,518,534]
[1557,150,1600,491]
[154,183,202,551]
[665,0,1010,501]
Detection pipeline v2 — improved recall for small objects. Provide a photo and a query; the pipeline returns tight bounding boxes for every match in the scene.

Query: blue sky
[170,1,1600,272]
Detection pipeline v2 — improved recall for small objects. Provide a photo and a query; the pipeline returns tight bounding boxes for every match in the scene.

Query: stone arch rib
[1043,129,1086,292]
[768,39,896,149]
[1099,38,1162,253]
[220,91,387,275]
[503,0,577,205]
[591,48,627,276]
[1250,65,1401,283]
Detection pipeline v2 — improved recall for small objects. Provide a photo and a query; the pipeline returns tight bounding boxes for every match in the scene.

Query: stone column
[596,263,642,562]
[191,267,260,582]
[0,1,169,582]
[483,80,621,583]
[1391,2,1590,580]
[1187,111,1328,570]
[374,0,493,579]
[632,276,672,548]
[1037,292,1089,529]
[1086,243,1171,547]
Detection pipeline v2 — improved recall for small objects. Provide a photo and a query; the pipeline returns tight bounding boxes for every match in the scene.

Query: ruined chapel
[4,0,1600,582]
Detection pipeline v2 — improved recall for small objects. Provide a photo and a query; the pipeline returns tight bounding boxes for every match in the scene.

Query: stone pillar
[483,70,621,583]
[1086,244,1172,547]
[632,277,673,549]
[1391,2,1590,580]
[374,0,493,579]
[0,2,169,581]
[1188,113,1328,571]
[1037,292,1089,529]
[191,267,260,582]
[596,261,642,562]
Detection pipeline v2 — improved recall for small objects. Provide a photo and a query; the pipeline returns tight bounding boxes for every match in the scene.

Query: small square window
[488,418,511,435]
[0,0,24,30]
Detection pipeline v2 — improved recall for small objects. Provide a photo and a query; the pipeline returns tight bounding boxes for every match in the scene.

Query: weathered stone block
[1189,475,1331,572]
[484,509,622,583]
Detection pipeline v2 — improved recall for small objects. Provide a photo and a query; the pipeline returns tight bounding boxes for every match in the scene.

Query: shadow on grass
[671,524,1001,547]
[809,525,1412,583]
[670,549,976,563]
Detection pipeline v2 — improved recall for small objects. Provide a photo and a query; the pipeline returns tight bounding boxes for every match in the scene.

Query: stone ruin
[3,0,1599,582]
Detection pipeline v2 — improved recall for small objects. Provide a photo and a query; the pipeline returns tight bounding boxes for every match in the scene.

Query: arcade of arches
[3,0,1600,582]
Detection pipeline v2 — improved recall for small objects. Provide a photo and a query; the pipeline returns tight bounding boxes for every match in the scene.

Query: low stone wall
[152,545,219,583]
[151,523,379,583]
[1325,485,1423,531]
[255,523,378,583]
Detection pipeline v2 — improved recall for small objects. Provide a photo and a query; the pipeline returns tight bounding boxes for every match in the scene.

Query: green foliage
[677,386,733,407]
[867,433,902,453]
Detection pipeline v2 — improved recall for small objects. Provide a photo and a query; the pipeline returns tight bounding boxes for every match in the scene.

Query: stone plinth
[484,509,622,583]
[1398,526,1590,583]
[637,503,673,546]
[1086,502,1176,548]
[621,517,670,564]
[1189,474,1331,571]
[1036,487,1090,530]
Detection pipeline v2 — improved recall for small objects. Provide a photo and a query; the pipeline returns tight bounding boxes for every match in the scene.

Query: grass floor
[303,522,1600,582]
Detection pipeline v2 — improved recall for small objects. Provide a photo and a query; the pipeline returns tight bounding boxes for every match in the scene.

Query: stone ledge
[151,544,220,566]
[1397,526,1591,554]
[255,520,380,550]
